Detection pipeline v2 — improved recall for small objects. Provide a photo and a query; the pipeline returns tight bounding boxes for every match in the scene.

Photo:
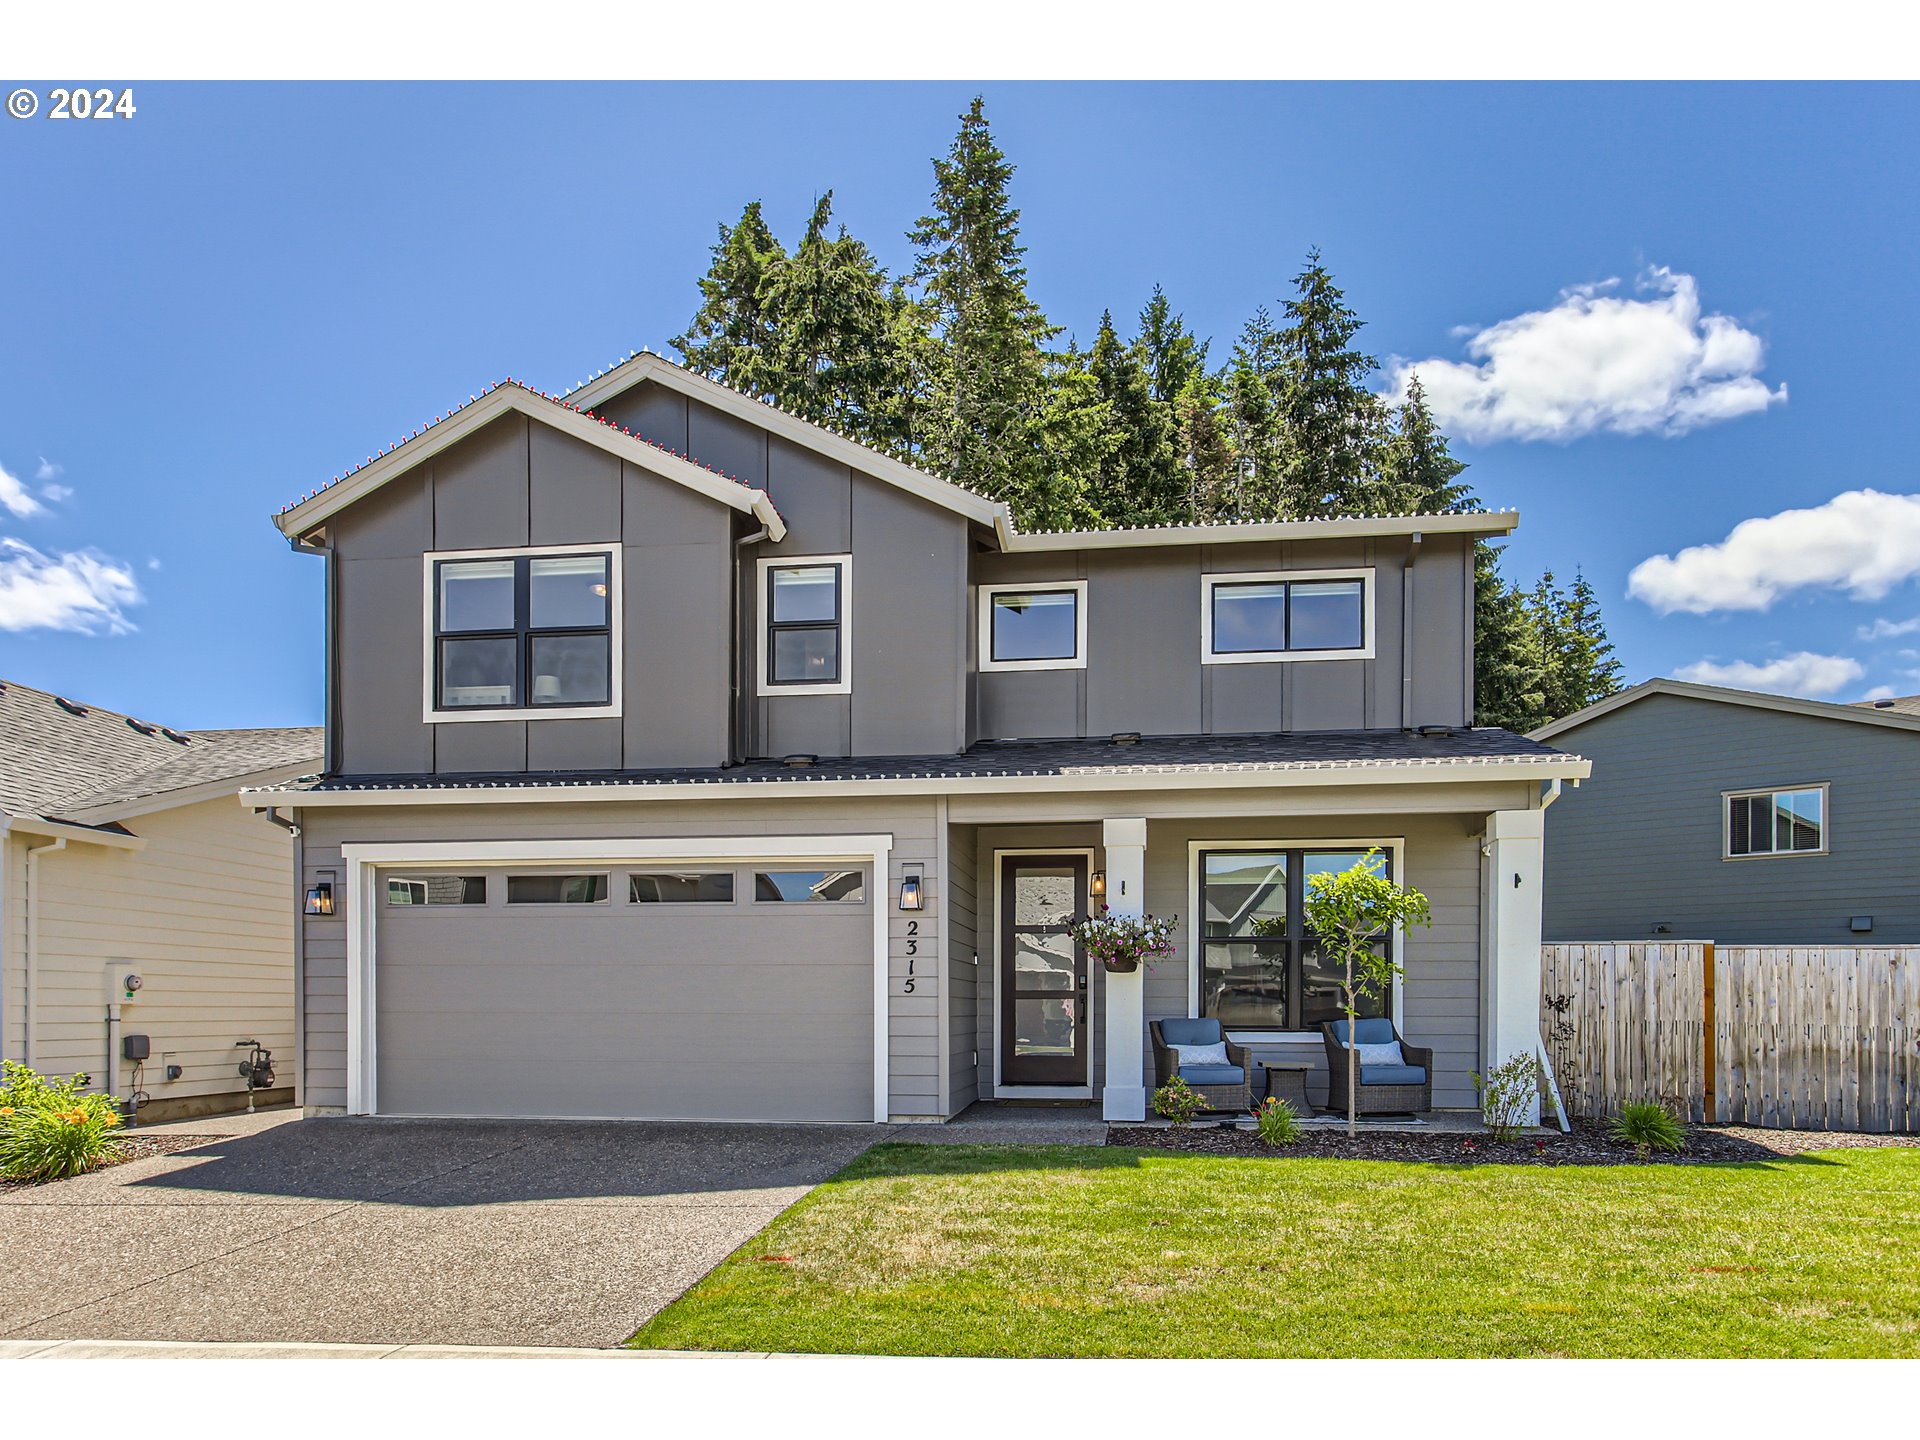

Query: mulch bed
[0,1133,226,1191]
[1108,1118,1920,1166]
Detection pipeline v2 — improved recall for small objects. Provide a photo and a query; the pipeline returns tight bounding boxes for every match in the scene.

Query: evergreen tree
[1176,377,1235,523]
[1088,310,1183,526]
[671,200,787,398]
[1138,285,1209,406]
[1533,567,1622,721]
[908,96,1058,510]
[1383,372,1476,514]
[1224,305,1286,520]
[1031,343,1112,530]
[1473,544,1549,733]
[1274,249,1392,518]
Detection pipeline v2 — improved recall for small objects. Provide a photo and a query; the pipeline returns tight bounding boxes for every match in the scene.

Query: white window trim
[1200,567,1376,665]
[421,542,624,724]
[1721,782,1830,861]
[978,580,1089,673]
[1185,836,1406,1045]
[756,553,853,697]
[340,834,894,1123]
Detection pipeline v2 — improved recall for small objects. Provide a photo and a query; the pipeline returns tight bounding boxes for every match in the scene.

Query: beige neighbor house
[247,350,1590,1127]
[1,680,321,1120]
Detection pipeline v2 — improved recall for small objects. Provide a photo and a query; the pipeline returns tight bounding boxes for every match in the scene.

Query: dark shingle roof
[268,726,1569,796]
[1,680,321,817]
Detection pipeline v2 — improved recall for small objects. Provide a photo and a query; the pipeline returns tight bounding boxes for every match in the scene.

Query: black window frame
[988,586,1082,665]
[432,551,614,714]
[1208,576,1367,656]
[1197,846,1395,1033]
[765,561,844,688]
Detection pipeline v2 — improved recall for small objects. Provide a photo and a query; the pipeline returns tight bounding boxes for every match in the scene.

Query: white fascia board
[63,761,321,824]
[245,755,1592,810]
[1530,676,1920,742]
[1002,511,1519,552]
[272,385,786,543]
[566,353,1007,533]
[340,835,895,865]
[7,815,147,850]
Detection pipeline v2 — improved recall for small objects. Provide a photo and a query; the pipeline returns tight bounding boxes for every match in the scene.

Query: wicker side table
[1259,1062,1314,1114]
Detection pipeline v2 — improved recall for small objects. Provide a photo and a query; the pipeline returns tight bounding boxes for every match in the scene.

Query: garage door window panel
[629,871,737,904]
[506,873,610,905]
[755,869,867,904]
[386,875,488,906]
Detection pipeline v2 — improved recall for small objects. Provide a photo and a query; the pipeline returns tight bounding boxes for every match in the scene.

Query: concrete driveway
[0,1111,881,1350]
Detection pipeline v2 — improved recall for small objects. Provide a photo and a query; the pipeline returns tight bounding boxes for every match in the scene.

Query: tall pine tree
[1274,249,1391,518]
[1087,310,1183,526]
[1224,306,1286,520]
[1473,545,1550,732]
[671,200,787,398]
[1383,372,1476,515]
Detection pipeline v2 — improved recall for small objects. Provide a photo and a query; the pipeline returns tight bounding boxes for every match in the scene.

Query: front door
[999,855,1089,1086]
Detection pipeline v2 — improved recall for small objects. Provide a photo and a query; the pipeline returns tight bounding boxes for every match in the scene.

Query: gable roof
[1853,694,1920,717]
[0,679,322,825]
[271,380,788,543]
[1530,677,1920,742]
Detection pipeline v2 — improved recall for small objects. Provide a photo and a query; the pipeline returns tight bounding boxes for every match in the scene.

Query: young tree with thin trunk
[1300,850,1433,1137]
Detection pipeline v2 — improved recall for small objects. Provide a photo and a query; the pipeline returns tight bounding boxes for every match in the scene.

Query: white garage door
[372,862,874,1121]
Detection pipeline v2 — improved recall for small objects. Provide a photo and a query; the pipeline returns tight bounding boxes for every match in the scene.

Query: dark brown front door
[999,855,1088,1086]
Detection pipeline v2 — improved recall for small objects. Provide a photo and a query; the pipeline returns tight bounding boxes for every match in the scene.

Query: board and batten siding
[1542,693,1920,944]
[296,795,947,1119]
[944,820,980,1115]
[1,797,295,1105]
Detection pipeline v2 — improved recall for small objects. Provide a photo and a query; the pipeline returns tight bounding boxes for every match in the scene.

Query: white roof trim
[6,814,147,850]
[272,384,787,543]
[243,753,1590,809]
[1531,677,1920,742]
[1003,511,1518,552]
[566,352,1012,537]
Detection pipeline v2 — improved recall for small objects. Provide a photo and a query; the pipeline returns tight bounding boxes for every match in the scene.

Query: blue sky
[3,81,1917,727]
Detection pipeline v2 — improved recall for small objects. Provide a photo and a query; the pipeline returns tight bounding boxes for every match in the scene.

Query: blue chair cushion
[1178,1064,1247,1086]
[1359,1063,1427,1086]
[1329,1017,1399,1047]
[1159,1017,1224,1047]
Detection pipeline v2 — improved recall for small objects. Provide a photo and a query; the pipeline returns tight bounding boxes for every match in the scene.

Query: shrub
[1251,1095,1301,1146]
[1153,1076,1207,1127]
[0,1062,126,1182]
[1472,1053,1541,1142]
[1609,1100,1685,1156]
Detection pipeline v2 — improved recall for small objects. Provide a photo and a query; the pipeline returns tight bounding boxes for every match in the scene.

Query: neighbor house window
[429,546,618,718]
[754,869,867,903]
[1201,569,1373,663]
[1196,847,1393,1032]
[506,874,610,904]
[1726,786,1826,858]
[386,875,487,906]
[760,556,850,694]
[979,581,1088,672]
[629,872,735,904]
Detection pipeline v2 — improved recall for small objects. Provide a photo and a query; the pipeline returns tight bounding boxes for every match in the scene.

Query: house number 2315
[902,920,919,992]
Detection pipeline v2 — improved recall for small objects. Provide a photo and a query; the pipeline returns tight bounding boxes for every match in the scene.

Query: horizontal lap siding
[298,795,941,1117]
[2,800,295,1104]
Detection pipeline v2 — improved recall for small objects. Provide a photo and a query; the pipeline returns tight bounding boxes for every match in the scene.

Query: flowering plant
[0,1061,126,1182]
[1070,907,1177,973]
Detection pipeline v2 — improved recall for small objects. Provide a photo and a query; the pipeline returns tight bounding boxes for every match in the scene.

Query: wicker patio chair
[1321,1018,1433,1116]
[1150,1018,1253,1114]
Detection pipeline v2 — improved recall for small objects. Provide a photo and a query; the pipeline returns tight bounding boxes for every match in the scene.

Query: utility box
[121,1033,151,1062]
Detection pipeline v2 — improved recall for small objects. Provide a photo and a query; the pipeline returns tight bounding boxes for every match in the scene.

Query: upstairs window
[759,555,851,695]
[1726,786,1826,858]
[1202,569,1373,664]
[979,581,1087,672]
[429,546,619,719]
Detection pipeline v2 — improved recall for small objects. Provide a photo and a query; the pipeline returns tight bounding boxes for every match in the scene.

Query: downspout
[731,525,769,766]
[259,807,302,1110]
[1540,778,1563,810]
[1401,531,1422,729]
[0,814,9,1063]
[23,836,67,1070]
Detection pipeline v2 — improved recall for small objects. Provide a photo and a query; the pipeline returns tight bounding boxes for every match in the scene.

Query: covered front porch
[942,785,1558,1125]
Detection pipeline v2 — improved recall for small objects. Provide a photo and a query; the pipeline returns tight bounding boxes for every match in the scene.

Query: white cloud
[1675,651,1864,698]
[1859,615,1920,641]
[0,462,46,518]
[147,556,162,571]
[1629,489,1920,614]
[0,538,142,634]
[1382,267,1786,444]
[1863,685,1898,702]
[35,457,62,482]
[41,483,73,502]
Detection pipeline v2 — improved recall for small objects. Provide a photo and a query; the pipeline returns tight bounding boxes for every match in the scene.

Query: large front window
[432,548,614,714]
[1726,786,1826,857]
[1203,569,1373,663]
[1198,847,1392,1031]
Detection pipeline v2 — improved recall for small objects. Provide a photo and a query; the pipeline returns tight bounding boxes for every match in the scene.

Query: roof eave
[1002,511,1519,552]
[1532,677,1920,741]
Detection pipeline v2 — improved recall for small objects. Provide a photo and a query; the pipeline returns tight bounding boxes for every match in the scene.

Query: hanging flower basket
[1072,908,1178,974]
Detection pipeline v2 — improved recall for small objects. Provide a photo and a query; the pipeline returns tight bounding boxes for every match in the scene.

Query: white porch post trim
[1101,817,1148,1122]
[1481,808,1545,1124]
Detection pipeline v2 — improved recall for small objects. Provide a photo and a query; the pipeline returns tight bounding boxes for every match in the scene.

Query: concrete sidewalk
[0,1339,758,1360]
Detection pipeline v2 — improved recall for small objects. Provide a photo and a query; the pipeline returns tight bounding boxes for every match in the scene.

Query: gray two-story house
[252,351,1588,1124]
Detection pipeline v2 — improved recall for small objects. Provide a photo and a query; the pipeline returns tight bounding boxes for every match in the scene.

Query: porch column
[1101,817,1148,1122]
[1482,807,1545,1124]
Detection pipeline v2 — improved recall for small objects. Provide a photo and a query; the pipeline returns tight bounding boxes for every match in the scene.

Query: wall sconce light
[1090,870,1107,900]
[899,868,924,912]
[304,881,334,916]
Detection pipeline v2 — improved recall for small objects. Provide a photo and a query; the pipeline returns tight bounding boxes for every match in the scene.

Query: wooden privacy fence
[1541,942,1920,1132]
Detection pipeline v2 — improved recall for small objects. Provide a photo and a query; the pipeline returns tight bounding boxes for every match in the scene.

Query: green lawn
[631,1142,1920,1357]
